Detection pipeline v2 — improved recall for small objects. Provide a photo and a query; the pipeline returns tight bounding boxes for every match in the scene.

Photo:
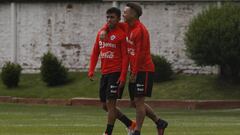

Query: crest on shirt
[110,35,116,41]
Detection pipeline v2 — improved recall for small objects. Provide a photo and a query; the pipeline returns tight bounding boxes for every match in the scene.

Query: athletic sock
[155,119,161,127]
[119,115,132,127]
[133,130,141,135]
[156,119,168,129]
[105,124,114,135]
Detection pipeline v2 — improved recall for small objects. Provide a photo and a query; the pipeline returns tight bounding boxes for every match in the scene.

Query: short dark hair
[106,7,121,18]
[126,2,142,18]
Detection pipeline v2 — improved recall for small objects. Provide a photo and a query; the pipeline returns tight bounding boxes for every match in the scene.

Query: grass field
[0,103,239,135]
[0,72,240,100]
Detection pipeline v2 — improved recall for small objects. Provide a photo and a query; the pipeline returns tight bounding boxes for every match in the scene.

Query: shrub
[185,4,240,82]
[1,62,22,88]
[40,51,69,86]
[151,54,173,82]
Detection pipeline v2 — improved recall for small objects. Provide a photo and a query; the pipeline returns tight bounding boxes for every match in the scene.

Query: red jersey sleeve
[101,23,128,33]
[132,29,143,75]
[88,33,100,77]
[119,36,129,82]
[100,23,109,34]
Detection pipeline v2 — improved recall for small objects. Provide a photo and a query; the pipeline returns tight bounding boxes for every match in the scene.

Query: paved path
[0,96,240,109]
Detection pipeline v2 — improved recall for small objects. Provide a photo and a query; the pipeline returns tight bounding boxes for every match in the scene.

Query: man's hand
[129,73,137,83]
[117,80,125,90]
[88,72,94,81]
[100,30,107,40]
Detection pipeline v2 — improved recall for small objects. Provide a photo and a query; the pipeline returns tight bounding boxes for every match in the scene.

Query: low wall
[1,96,240,109]
[0,0,238,73]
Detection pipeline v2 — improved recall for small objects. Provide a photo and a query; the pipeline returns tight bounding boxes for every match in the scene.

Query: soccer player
[100,3,168,135]
[88,7,136,135]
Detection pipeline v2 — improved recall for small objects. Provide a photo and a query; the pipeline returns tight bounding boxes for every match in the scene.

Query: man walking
[122,3,168,135]
[88,7,136,135]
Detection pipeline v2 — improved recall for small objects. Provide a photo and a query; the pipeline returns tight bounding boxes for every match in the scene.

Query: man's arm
[100,23,128,40]
[119,37,129,82]
[132,29,143,75]
[130,29,143,82]
[88,34,100,80]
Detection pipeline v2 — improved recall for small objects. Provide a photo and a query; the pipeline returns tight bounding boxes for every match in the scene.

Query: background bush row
[0,52,173,88]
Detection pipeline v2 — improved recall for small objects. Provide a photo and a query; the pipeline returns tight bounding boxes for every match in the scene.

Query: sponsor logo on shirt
[126,37,134,45]
[100,51,114,59]
[99,41,116,49]
[127,48,135,56]
[110,35,116,41]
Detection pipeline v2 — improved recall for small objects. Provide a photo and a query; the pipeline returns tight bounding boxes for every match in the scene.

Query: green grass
[0,72,100,99]
[0,103,239,135]
[0,72,240,100]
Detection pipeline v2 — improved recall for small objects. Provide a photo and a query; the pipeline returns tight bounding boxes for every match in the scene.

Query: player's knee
[102,103,108,112]
[134,97,145,109]
[130,100,136,108]
[134,97,145,104]
[106,99,116,110]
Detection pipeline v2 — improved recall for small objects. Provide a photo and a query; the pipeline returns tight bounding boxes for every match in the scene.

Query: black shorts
[99,72,124,102]
[128,71,154,101]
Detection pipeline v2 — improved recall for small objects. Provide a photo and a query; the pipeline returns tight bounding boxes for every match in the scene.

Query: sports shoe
[102,133,108,135]
[126,120,136,135]
[157,119,168,135]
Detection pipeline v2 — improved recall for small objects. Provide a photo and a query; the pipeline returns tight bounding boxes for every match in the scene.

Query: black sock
[133,130,140,135]
[119,115,132,127]
[105,124,114,135]
[156,119,168,128]
[155,119,161,127]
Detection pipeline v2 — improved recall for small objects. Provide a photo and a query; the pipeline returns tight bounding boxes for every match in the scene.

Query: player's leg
[129,72,147,135]
[128,82,139,135]
[103,72,121,135]
[145,103,158,122]
[102,101,135,135]
[99,74,113,135]
[105,72,135,135]
[144,72,168,135]
[105,99,117,135]
[129,82,157,122]
[144,103,168,135]
[116,83,136,134]
[133,96,146,135]
[102,102,134,130]
[107,72,136,135]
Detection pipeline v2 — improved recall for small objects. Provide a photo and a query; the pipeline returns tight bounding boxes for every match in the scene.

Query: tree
[185,4,240,82]
[1,62,22,88]
[40,51,69,86]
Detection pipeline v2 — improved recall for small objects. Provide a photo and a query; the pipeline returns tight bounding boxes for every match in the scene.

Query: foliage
[185,4,240,82]
[40,51,69,86]
[151,54,173,82]
[1,62,22,88]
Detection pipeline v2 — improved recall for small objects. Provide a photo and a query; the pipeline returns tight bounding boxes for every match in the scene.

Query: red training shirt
[109,20,155,74]
[88,24,129,82]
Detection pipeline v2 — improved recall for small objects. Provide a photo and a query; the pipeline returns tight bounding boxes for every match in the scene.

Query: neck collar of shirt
[129,19,140,30]
[108,23,120,32]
